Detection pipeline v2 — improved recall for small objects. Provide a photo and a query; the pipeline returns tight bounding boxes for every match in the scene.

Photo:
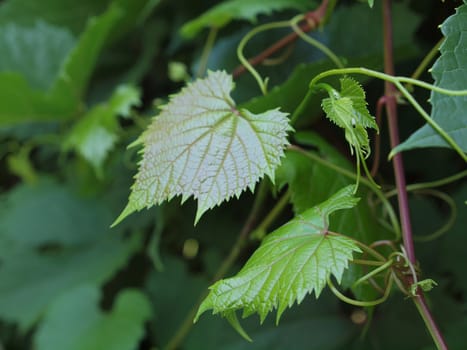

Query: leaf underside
[195,185,361,326]
[115,70,291,225]
[394,2,467,153]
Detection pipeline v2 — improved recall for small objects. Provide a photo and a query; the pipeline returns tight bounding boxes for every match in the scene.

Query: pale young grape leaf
[195,185,361,327]
[393,1,467,154]
[64,85,141,175]
[321,76,378,157]
[114,70,291,225]
[180,0,314,38]
[34,286,151,350]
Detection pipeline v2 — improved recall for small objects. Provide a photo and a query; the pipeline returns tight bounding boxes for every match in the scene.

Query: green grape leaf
[0,0,154,126]
[147,257,356,349]
[0,4,122,126]
[108,85,141,118]
[0,232,141,330]
[321,77,378,158]
[180,0,314,39]
[0,0,109,34]
[195,185,361,326]
[394,2,467,154]
[55,4,122,100]
[6,146,37,184]
[115,70,291,225]
[278,131,393,302]
[0,178,115,247]
[64,85,141,175]
[34,286,150,350]
[0,20,75,90]
[275,150,316,214]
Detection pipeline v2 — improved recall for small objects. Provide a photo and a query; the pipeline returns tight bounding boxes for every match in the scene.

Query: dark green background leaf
[0,178,114,246]
[34,285,150,350]
[180,0,315,39]
[0,21,75,90]
[394,2,467,153]
[35,284,150,350]
[0,233,141,330]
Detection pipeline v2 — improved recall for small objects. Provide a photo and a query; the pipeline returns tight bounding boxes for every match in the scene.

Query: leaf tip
[275,304,287,325]
[111,202,137,228]
[388,148,398,160]
[193,206,207,226]
[194,295,212,323]
[225,311,252,342]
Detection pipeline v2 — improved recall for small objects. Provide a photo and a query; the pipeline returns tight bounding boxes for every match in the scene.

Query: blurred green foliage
[0,0,465,349]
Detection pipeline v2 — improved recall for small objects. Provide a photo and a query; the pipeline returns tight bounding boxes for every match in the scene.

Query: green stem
[351,259,393,289]
[387,189,457,243]
[352,259,387,266]
[196,27,218,78]
[410,38,443,81]
[392,82,466,161]
[358,147,380,189]
[350,239,388,263]
[289,88,315,126]
[253,190,291,240]
[237,19,294,95]
[310,67,467,96]
[290,14,344,68]
[416,191,457,242]
[329,231,388,262]
[327,274,393,307]
[308,67,467,161]
[289,145,401,239]
[385,169,467,197]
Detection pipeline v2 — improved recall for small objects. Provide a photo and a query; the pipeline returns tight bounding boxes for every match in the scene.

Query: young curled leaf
[113,70,292,225]
[195,185,361,333]
[322,76,378,158]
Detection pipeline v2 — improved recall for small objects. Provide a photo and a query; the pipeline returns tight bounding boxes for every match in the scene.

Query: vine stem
[232,0,330,78]
[382,0,414,265]
[382,1,447,349]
